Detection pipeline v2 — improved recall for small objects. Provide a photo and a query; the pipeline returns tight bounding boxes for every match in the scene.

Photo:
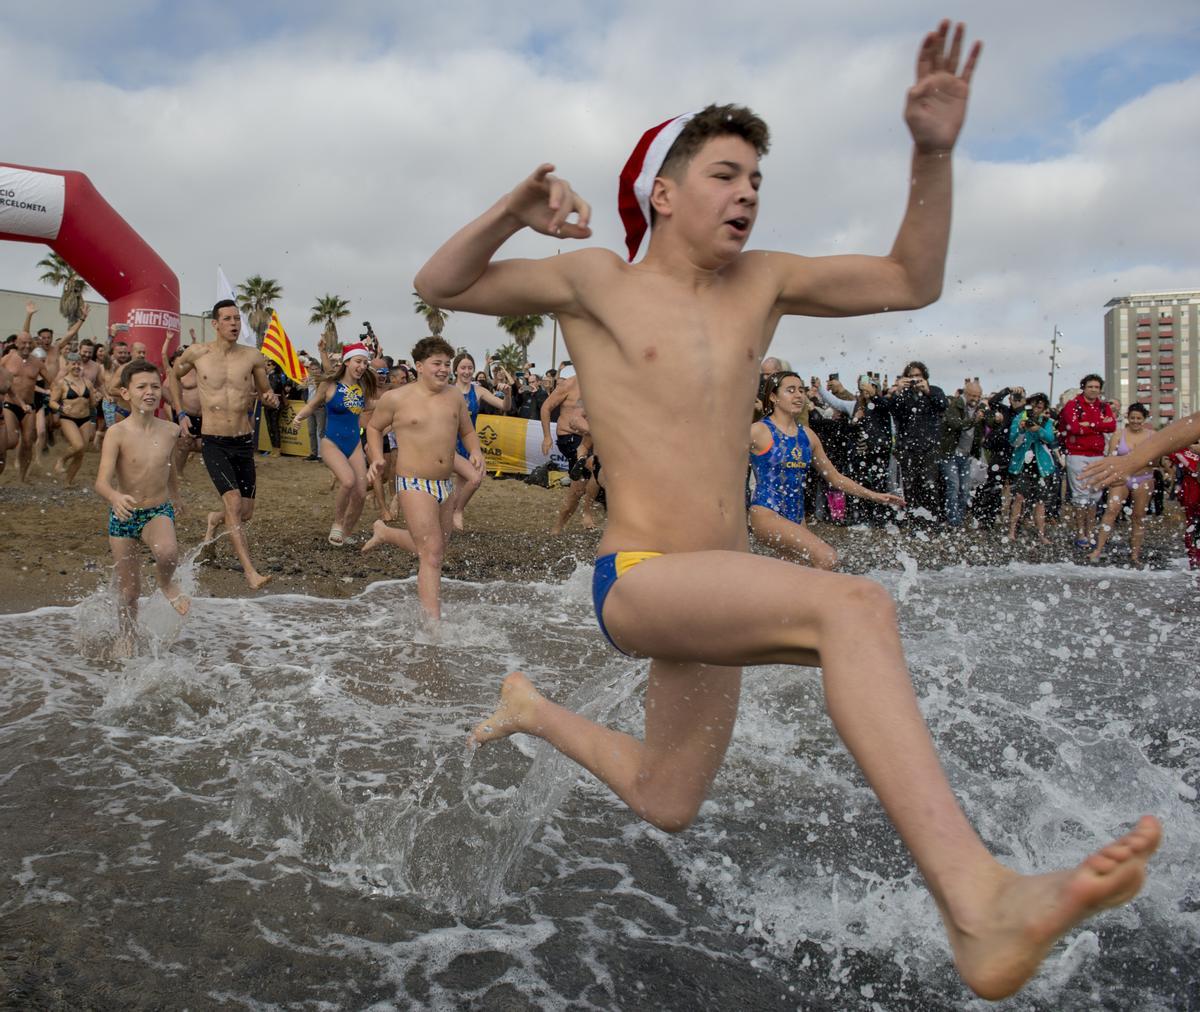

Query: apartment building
[1104,290,1199,424]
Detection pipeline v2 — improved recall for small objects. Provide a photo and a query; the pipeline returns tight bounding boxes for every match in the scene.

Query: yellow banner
[257,399,313,456]
[475,414,530,474]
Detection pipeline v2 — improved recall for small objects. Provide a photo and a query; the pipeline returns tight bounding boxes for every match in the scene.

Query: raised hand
[25,300,36,315]
[904,21,982,154]
[504,164,593,239]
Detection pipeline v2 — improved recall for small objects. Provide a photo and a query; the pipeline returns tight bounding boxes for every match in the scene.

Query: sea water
[0,561,1197,1010]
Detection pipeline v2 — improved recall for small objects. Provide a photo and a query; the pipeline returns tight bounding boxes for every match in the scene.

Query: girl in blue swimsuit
[750,372,905,569]
[449,352,511,529]
[293,344,378,545]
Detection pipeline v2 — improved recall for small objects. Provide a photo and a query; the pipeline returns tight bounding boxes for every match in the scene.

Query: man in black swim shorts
[171,299,278,590]
[539,364,596,533]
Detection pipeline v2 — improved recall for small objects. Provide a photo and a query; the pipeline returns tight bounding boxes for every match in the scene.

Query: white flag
[216,266,257,348]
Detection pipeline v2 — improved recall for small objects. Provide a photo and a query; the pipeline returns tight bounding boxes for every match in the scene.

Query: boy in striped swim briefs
[363,336,484,621]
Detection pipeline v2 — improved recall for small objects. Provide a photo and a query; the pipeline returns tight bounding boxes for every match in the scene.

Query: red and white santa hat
[617,111,697,262]
[342,342,371,361]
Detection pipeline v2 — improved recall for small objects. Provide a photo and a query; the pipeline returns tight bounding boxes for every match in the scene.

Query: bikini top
[1117,430,1153,476]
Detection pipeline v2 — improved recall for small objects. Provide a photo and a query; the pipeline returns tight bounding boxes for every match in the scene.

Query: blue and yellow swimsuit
[592,551,663,655]
[456,384,479,459]
[324,382,365,458]
[749,418,811,524]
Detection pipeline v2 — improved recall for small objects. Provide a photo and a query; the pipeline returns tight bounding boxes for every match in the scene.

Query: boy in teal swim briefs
[413,21,1159,1000]
[95,361,190,648]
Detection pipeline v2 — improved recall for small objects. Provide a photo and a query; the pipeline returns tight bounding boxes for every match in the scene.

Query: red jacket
[1060,394,1116,457]
[1170,449,1200,510]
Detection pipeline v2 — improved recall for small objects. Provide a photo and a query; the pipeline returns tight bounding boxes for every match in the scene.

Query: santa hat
[617,111,697,262]
[342,343,370,361]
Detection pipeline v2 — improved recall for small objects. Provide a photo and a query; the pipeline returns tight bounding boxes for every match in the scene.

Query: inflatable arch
[0,162,180,369]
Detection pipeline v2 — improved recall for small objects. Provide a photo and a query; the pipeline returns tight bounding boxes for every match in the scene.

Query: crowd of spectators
[757,357,1184,558]
[4,315,1191,564]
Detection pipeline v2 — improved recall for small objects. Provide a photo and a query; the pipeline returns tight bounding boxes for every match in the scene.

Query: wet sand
[0,447,1187,614]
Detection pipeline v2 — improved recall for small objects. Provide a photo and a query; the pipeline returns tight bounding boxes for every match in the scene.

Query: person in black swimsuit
[49,353,102,485]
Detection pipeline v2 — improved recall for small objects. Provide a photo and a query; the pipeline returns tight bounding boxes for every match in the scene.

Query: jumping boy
[413,21,1159,1001]
[94,361,190,650]
[361,336,484,621]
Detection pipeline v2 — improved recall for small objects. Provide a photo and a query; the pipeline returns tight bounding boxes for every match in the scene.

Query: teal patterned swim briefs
[108,501,175,539]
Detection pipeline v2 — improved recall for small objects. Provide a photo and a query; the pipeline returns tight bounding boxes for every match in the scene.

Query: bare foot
[245,571,272,590]
[469,672,545,746]
[1087,549,1101,563]
[452,510,465,532]
[580,512,596,530]
[379,505,395,522]
[361,518,388,554]
[948,815,1162,1000]
[1037,535,1051,545]
[205,511,226,542]
[53,458,65,475]
[165,587,191,616]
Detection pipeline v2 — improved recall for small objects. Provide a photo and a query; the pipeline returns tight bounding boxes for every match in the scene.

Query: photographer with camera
[845,373,895,526]
[360,321,380,359]
[1006,392,1057,545]
[938,378,986,527]
[888,361,947,525]
[973,386,1024,528]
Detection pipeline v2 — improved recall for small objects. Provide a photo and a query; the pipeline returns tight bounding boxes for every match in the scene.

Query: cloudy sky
[2,1,1197,392]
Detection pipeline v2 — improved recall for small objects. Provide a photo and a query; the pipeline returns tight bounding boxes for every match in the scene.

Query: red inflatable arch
[0,162,180,369]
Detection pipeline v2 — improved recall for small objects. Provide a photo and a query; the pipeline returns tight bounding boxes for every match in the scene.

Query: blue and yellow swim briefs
[592,551,662,655]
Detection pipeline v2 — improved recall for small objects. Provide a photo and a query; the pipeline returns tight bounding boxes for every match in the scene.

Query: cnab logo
[478,424,499,447]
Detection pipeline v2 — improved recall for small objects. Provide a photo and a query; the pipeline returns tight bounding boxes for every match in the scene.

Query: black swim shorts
[202,433,257,499]
[556,432,583,471]
[33,390,51,413]
[2,401,26,423]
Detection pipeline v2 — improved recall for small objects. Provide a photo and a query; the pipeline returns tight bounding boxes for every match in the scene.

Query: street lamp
[1048,325,1062,403]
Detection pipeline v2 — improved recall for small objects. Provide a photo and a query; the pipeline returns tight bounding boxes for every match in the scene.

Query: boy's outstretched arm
[414,164,593,317]
[1082,410,1200,487]
[771,21,982,318]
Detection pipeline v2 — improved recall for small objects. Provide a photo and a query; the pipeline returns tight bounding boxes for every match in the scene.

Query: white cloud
[0,3,1196,393]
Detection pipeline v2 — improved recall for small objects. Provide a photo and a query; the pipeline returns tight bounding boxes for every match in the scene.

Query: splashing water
[0,561,1196,1009]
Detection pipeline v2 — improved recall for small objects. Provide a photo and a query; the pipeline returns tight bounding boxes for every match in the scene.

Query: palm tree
[236,275,283,348]
[491,342,524,374]
[309,294,351,355]
[36,252,89,325]
[496,314,545,360]
[413,292,450,336]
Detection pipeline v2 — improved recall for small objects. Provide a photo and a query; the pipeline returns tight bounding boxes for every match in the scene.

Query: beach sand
[0,446,1187,613]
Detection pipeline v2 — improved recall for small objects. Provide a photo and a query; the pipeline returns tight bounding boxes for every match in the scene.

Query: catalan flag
[261,310,307,384]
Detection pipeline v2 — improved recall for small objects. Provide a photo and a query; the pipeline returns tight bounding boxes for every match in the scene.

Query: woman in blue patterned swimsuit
[293,343,378,545]
[449,352,511,530]
[750,372,905,569]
